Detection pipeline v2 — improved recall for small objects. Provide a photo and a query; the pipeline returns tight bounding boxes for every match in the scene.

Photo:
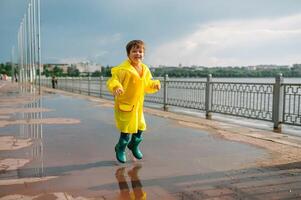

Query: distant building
[74,62,102,73]
[43,62,102,75]
[255,65,289,70]
[43,63,69,73]
[246,66,257,70]
[191,66,205,71]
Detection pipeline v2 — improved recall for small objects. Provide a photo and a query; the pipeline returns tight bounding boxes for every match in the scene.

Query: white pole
[18,26,21,83]
[30,2,34,84]
[23,17,26,83]
[21,20,25,83]
[28,5,33,83]
[30,0,36,85]
[17,29,20,82]
[11,46,15,82]
[37,0,42,95]
[19,20,24,82]
[33,0,37,85]
[24,14,28,83]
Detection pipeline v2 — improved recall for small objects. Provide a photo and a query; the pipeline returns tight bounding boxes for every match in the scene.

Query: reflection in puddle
[115,165,146,200]
[18,87,44,178]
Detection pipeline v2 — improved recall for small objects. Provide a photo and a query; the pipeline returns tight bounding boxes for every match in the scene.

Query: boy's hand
[152,83,161,90]
[113,87,124,96]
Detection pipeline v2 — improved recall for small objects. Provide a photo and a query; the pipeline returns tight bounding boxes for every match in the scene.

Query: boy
[107,40,160,163]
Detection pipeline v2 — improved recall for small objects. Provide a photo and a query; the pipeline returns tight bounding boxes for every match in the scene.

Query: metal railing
[210,82,274,121]
[283,84,301,126]
[40,74,301,131]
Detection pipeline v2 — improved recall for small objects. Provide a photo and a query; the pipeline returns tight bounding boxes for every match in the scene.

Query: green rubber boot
[127,135,143,160]
[115,134,130,163]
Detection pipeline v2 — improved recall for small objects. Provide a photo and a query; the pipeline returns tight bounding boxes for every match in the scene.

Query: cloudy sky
[1,0,301,67]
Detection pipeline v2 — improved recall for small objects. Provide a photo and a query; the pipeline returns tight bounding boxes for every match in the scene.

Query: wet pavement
[1,81,301,199]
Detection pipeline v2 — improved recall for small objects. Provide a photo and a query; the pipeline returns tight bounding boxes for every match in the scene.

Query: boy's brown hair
[126,40,145,55]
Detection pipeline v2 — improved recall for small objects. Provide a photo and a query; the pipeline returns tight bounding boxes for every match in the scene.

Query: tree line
[1,63,301,78]
[0,63,14,76]
[151,64,301,78]
[93,64,301,78]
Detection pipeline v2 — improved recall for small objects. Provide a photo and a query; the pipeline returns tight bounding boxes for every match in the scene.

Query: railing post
[71,77,74,92]
[65,77,67,91]
[78,77,81,92]
[163,74,168,111]
[88,76,91,96]
[68,77,69,91]
[100,76,103,98]
[205,74,212,119]
[273,73,284,132]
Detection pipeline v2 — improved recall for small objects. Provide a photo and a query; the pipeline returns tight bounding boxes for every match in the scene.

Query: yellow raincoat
[107,60,160,134]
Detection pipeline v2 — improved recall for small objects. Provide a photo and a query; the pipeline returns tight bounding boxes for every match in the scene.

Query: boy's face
[128,46,144,65]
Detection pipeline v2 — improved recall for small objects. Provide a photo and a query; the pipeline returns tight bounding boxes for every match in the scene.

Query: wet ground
[1,81,301,199]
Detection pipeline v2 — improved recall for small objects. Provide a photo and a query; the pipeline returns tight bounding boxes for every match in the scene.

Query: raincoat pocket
[118,103,134,122]
[118,103,134,112]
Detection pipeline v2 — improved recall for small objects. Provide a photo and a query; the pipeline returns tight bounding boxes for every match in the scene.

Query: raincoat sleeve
[106,68,124,93]
[144,69,161,94]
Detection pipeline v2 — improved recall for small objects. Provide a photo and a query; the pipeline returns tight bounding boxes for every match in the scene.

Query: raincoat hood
[111,60,147,79]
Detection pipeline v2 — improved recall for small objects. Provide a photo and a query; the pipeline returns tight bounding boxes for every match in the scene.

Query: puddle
[0,92,269,198]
